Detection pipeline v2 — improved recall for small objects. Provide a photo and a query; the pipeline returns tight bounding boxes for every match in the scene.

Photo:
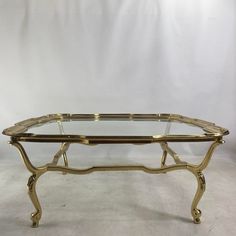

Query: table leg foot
[192,208,202,224]
[30,211,41,228]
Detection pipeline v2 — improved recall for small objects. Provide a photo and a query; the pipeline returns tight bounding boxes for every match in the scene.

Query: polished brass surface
[2,113,229,227]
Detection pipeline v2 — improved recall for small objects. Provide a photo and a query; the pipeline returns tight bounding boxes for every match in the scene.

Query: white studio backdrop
[0,0,235,160]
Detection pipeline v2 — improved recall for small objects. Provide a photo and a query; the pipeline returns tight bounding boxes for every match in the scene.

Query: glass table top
[2,113,229,143]
[27,120,204,136]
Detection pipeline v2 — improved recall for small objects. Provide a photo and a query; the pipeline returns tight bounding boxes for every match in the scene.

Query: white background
[0,0,235,158]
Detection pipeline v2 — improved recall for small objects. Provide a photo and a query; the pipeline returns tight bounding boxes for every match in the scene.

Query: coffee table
[2,113,229,227]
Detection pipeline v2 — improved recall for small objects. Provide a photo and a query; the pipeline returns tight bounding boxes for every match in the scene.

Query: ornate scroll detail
[27,174,36,191]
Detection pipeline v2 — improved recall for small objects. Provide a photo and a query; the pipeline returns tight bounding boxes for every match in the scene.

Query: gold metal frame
[2,113,229,227]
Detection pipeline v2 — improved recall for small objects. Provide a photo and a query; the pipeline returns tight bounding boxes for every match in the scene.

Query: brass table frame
[2,113,229,227]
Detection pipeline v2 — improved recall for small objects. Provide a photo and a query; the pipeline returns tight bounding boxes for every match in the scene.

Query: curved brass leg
[9,138,221,226]
[161,150,167,168]
[51,142,70,175]
[52,143,70,166]
[27,173,42,228]
[186,139,222,223]
[160,150,168,174]
[10,141,47,228]
[190,170,206,224]
[62,152,68,175]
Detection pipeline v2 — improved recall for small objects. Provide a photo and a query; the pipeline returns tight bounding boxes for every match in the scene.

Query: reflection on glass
[26,120,204,136]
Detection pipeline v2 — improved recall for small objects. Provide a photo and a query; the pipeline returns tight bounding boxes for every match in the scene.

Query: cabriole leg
[190,171,206,224]
[27,174,42,228]
[10,141,47,227]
